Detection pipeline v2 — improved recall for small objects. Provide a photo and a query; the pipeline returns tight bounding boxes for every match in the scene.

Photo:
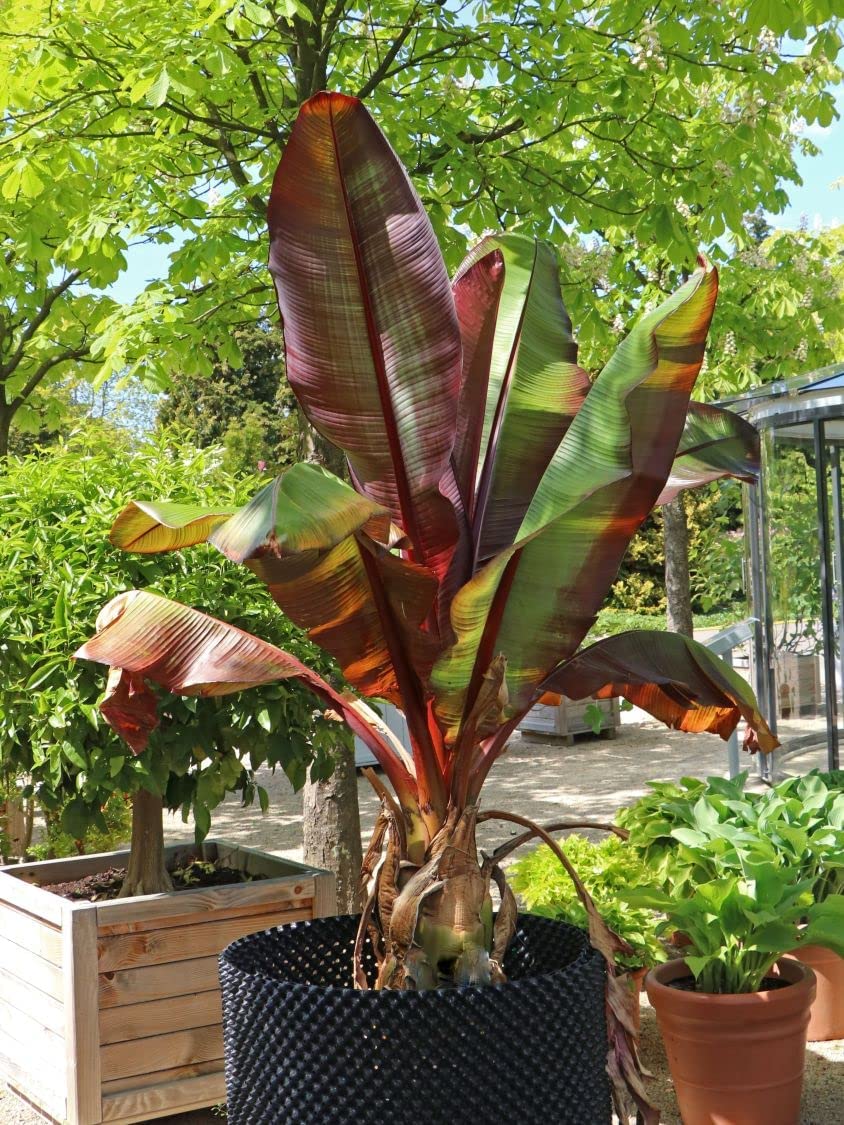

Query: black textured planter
[219,913,611,1124]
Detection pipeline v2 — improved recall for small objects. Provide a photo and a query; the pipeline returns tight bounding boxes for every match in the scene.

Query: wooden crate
[0,839,335,1124]
[520,696,620,744]
[774,652,822,719]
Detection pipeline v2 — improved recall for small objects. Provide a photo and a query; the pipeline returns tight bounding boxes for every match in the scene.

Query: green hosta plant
[509,833,666,971]
[619,770,844,902]
[74,93,777,1119]
[627,843,844,994]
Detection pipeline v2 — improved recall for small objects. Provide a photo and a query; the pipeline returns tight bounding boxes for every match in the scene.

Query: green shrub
[508,833,666,970]
[0,427,343,843]
[28,792,132,860]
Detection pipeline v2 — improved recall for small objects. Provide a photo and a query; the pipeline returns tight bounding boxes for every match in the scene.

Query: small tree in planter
[76,93,777,1121]
[0,428,340,891]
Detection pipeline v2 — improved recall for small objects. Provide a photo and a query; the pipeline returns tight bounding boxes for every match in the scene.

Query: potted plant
[757,771,844,1040]
[0,432,337,1125]
[631,835,844,1125]
[508,831,667,1033]
[620,768,844,1038]
[75,92,776,1125]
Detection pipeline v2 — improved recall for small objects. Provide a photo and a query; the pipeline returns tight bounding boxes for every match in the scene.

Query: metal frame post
[813,420,840,770]
[831,446,844,740]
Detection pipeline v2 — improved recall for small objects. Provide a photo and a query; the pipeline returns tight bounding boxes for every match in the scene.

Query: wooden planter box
[0,839,335,1124]
[520,696,620,744]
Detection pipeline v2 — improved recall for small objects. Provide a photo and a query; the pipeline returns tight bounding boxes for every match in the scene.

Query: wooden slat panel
[211,839,312,879]
[0,968,64,1035]
[100,989,222,1045]
[96,879,314,932]
[64,905,102,1125]
[100,1024,224,1082]
[0,936,63,1000]
[313,871,337,918]
[0,999,65,1062]
[99,955,220,1009]
[0,1040,66,1122]
[101,1076,226,1124]
[5,849,130,885]
[101,1055,222,1095]
[0,868,65,926]
[97,907,311,972]
[0,900,63,965]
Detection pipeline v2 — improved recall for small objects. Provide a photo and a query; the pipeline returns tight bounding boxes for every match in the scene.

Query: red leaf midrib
[327,100,424,563]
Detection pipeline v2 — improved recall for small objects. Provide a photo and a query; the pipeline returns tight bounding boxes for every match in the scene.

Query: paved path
[2,721,840,1124]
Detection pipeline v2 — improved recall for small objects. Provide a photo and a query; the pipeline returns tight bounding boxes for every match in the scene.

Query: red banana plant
[75,93,775,1121]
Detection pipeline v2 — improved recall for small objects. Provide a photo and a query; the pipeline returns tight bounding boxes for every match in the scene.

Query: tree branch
[1,270,82,379]
[9,344,90,410]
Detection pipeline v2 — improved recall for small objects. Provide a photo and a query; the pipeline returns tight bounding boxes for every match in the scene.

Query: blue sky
[110,89,843,305]
[777,87,843,229]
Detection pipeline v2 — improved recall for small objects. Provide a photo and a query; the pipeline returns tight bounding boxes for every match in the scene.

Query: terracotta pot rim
[646,956,816,1010]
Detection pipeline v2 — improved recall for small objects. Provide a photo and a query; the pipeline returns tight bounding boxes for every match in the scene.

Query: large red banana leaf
[111,466,438,698]
[432,261,720,745]
[73,590,420,811]
[452,234,591,563]
[267,92,463,581]
[541,630,778,753]
[109,465,445,809]
[657,401,760,505]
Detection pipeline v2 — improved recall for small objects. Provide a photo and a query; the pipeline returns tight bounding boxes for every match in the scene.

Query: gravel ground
[2,721,840,1124]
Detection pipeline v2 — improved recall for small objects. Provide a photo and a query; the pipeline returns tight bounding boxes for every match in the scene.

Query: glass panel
[757,421,840,772]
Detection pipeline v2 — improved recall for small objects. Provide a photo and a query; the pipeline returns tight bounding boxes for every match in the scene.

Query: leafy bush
[618,770,844,903]
[620,771,844,992]
[0,427,343,844]
[508,834,666,970]
[27,792,132,860]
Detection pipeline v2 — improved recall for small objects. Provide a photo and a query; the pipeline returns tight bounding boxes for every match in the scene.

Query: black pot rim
[221,911,598,1001]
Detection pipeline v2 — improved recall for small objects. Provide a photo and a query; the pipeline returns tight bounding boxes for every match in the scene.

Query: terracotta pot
[785,943,844,1041]
[646,957,816,1125]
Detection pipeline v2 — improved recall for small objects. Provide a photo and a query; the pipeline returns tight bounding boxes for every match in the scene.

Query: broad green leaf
[452,234,590,559]
[432,263,719,742]
[147,68,170,107]
[110,501,235,552]
[657,401,760,504]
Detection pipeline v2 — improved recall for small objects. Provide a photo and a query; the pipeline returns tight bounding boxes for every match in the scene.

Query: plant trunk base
[118,789,173,898]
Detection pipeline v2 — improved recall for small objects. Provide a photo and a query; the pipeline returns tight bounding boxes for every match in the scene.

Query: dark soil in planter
[42,859,266,901]
[220,913,611,1125]
[667,974,793,994]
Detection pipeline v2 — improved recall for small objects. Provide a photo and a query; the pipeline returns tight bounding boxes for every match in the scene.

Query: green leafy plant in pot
[75,92,776,1123]
[768,771,844,1039]
[620,768,844,1040]
[629,812,844,1125]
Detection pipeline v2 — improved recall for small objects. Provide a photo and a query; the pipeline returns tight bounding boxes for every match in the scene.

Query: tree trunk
[0,796,31,859]
[663,496,694,637]
[0,405,12,459]
[297,410,362,913]
[118,789,173,897]
[303,739,362,914]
